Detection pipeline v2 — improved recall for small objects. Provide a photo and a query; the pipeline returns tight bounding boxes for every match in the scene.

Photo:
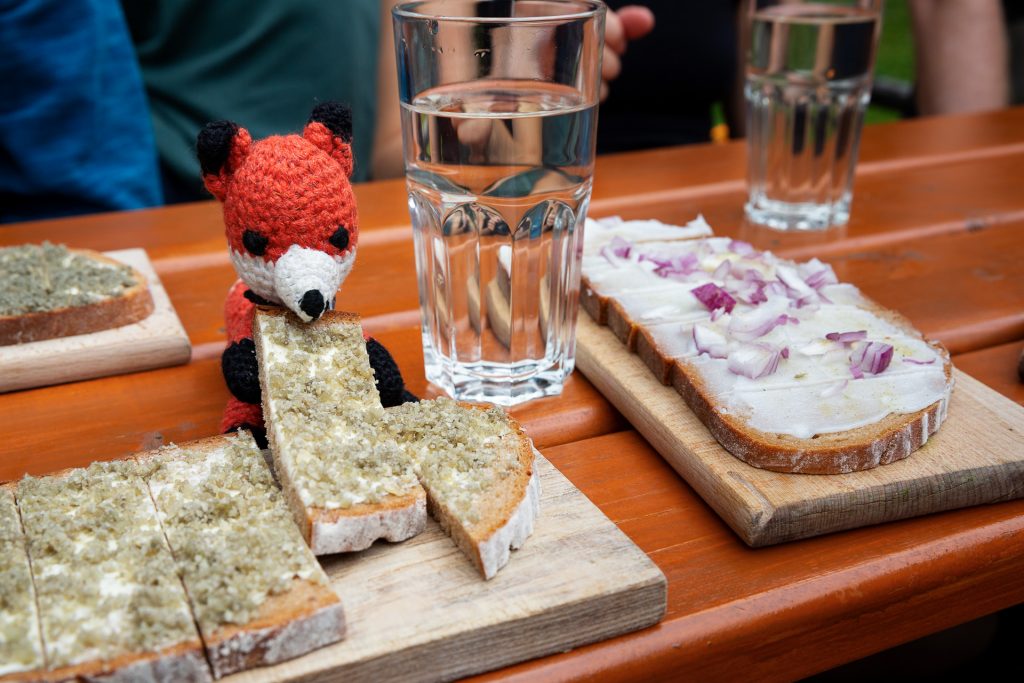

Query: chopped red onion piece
[692,323,729,358]
[826,330,867,344]
[850,341,894,376]
[727,344,782,379]
[729,239,756,256]
[728,307,792,341]
[712,259,732,281]
[607,236,632,258]
[902,356,936,365]
[781,346,790,359]
[691,282,736,313]
[819,379,848,398]
[800,259,839,289]
[710,307,726,322]
[776,264,815,299]
[849,364,864,380]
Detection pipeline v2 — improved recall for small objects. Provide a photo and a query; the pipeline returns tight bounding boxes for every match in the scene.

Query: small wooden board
[576,314,1024,547]
[229,453,666,683]
[0,249,191,392]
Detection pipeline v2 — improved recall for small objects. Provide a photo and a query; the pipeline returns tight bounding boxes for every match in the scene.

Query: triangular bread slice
[15,461,210,682]
[137,433,345,679]
[0,243,154,345]
[388,399,540,580]
[253,308,427,555]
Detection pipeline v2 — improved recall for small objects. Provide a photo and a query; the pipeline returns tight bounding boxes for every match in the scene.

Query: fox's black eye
[329,225,350,251]
[243,230,268,256]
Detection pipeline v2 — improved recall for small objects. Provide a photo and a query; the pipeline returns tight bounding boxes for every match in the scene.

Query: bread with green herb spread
[254,308,427,555]
[0,485,46,683]
[0,243,153,346]
[15,461,210,683]
[387,399,539,580]
[137,433,345,679]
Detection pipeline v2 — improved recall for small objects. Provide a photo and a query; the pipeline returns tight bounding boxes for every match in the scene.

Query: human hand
[602,5,655,101]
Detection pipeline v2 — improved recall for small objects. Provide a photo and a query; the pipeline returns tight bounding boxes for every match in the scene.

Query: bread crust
[202,579,345,679]
[24,640,210,683]
[0,249,154,346]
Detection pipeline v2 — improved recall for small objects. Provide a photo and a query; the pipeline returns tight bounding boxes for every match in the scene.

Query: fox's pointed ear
[304,102,354,177]
[197,120,251,201]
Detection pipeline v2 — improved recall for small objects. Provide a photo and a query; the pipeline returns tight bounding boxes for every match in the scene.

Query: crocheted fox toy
[197,102,414,442]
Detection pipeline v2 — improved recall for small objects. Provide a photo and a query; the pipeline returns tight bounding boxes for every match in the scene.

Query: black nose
[299,290,326,319]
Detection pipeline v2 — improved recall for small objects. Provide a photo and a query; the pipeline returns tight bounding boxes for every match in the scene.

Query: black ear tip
[197,120,240,176]
[309,102,353,142]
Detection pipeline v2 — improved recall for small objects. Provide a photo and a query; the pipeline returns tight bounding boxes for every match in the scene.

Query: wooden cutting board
[576,314,1024,547]
[0,249,191,392]
[231,453,666,683]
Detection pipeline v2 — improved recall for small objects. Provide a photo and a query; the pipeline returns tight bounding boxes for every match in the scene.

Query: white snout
[274,244,355,321]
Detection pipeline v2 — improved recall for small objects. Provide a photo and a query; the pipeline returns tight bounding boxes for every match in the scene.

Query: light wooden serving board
[0,249,191,392]
[231,453,666,683]
[576,314,1024,547]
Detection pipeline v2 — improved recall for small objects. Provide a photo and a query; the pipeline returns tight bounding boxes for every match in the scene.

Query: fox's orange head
[198,102,358,322]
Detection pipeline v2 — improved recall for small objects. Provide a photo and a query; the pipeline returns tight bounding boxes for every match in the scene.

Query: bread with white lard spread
[254,308,427,555]
[0,243,153,346]
[581,217,954,474]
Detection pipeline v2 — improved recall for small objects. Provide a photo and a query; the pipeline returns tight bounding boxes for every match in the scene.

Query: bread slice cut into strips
[581,217,954,474]
[254,308,426,555]
[137,433,344,679]
[0,242,153,346]
[16,461,210,682]
[0,485,46,682]
[387,399,540,580]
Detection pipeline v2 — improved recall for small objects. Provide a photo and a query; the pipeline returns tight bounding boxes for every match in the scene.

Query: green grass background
[867,0,914,124]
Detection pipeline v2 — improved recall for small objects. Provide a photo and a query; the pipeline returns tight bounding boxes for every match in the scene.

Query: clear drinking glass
[392,1,605,406]
[745,0,882,231]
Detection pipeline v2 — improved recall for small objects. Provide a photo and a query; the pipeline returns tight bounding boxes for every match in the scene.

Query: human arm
[909,0,1009,115]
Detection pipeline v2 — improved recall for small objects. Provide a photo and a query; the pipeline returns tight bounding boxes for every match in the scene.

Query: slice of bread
[15,461,210,682]
[0,485,46,683]
[0,243,154,346]
[387,399,540,580]
[581,218,954,474]
[253,309,426,555]
[138,433,344,679]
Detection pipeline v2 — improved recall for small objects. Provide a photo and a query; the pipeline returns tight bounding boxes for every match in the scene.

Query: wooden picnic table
[2,107,1023,681]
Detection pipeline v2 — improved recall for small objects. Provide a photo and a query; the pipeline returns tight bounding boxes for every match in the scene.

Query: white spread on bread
[0,488,45,677]
[582,217,951,440]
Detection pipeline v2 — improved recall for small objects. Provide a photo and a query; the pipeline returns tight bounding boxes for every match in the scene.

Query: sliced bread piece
[0,485,46,682]
[388,399,540,580]
[137,433,344,679]
[0,242,154,345]
[580,219,954,474]
[254,308,426,555]
[16,461,210,682]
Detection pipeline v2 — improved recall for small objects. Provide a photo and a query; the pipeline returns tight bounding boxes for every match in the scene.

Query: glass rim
[393,0,606,24]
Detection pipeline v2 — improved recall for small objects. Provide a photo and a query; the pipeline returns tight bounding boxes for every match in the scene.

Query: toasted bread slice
[581,218,954,474]
[254,308,426,555]
[388,399,540,580]
[15,461,209,683]
[138,433,344,679]
[0,243,153,346]
[0,485,46,683]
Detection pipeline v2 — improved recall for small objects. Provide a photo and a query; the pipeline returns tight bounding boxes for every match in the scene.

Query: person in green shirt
[122,0,382,201]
